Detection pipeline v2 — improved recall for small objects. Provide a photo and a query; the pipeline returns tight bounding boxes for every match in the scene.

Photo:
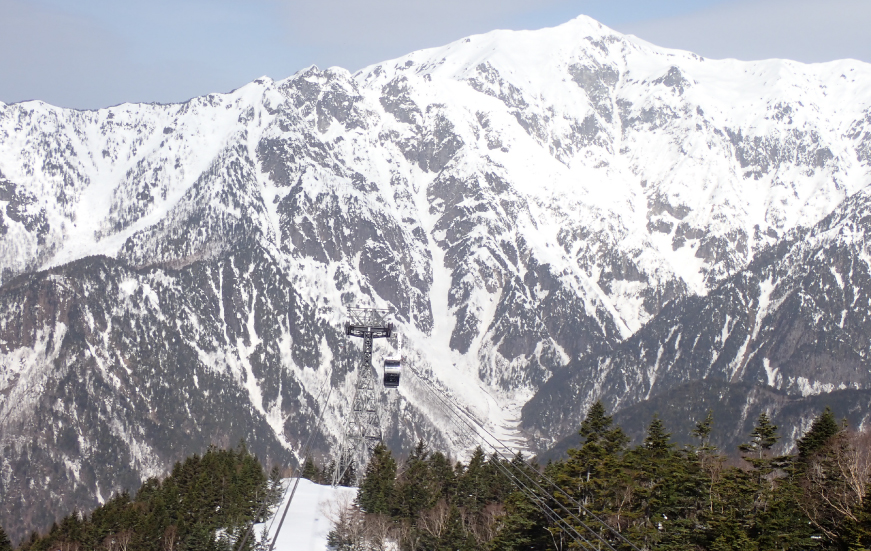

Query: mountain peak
[4,13,871,540]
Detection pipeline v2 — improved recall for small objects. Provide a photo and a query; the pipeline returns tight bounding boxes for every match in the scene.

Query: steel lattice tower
[333,308,393,486]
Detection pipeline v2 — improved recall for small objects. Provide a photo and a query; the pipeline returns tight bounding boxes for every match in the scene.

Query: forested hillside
[330,405,871,550]
[6,407,871,550]
[6,443,281,551]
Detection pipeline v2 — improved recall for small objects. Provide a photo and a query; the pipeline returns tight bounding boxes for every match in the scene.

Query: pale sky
[1,0,869,110]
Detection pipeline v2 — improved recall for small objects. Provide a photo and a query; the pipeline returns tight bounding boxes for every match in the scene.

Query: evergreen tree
[851,488,871,549]
[738,413,781,542]
[738,412,779,467]
[56,511,85,546]
[796,412,864,548]
[797,406,841,458]
[545,402,631,548]
[456,447,492,513]
[435,505,475,551]
[707,412,816,550]
[267,464,284,518]
[753,470,816,551]
[690,410,722,519]
[393,440,439,519]
[357,443,397,515]
[488,490,556,551]
[623,416,702,550]
[703,465,758,550]
[322,459,337,485]
[642,416,671,454]
[301,457,318,481]
[489,457,560,551]
[0,524,12,551]
[339,461,356,487]
[691,409,714,445]
[492,452,531,504]
[184,522,217,551]
[551,401,628,540]
[16,443,275,551]
[20,410,865,551]
[427,451,458,503]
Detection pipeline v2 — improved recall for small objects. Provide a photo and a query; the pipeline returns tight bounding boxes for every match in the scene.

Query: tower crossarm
[345,308,393,339]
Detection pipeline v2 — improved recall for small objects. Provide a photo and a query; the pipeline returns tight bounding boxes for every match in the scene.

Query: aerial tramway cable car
[383,334,402,388]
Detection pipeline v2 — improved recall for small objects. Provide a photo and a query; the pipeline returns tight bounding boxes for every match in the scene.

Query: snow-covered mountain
[525,185,871,450]
[2,14,871,539]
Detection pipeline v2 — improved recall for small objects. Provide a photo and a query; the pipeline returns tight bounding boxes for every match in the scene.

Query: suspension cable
[234,367,334,551]
[486,449,598,548]
[403,366,594,549]
[405,364,631,551]
[447,395,642,551]
[266,382,335,551]
[459,403,642,551]
[248,344,641,551]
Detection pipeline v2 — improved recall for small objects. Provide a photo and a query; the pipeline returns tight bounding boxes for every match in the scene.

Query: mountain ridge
[2,14,871,539]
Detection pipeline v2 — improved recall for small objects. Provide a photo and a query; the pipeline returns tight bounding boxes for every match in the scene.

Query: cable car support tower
[333,307,393,486]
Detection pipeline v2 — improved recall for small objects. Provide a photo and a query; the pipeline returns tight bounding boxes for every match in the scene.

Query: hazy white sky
[1,0,869,109]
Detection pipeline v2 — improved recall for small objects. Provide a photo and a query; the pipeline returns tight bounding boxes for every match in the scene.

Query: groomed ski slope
[256,479,358,551]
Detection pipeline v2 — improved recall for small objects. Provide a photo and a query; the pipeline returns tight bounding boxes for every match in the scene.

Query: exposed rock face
[538,380,871,464]
[523,188,871,449]
[2,15,871,540]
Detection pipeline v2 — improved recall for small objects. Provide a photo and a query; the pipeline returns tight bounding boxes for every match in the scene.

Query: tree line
[3,442,282,551]
[5,404,871,551]
[326,403,871,550]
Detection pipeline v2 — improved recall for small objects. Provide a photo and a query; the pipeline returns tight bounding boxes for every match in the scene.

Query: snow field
[257,478,358,551]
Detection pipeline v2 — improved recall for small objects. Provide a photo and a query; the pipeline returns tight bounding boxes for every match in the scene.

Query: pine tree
[301,457,318,481]
[642,415,671,457]
[691,410,714,445]
[265,464,284,521]
[700,456,757,549]
[753,470,816,551]
[623,415,702,550]
[395,441,436,518]
[456,447,491,513]
[56,510,85,547]
[553,401,628,525]
[322,459,337,485]
[739,413,781,538]
[0,524,12,551]
[338,461,356,487]
[357,443,397,515]
[488,490,556,551]
[543,401,631,550]
[851,492,871,549]
[690,410,722,521]
[795,411,863,547]
[491,452,529,504]
[723,412,815,550]
[427,451,457,503]
[435,505,475,551]
[738,412,779,467]
[796,406,841,458]
[184,522,217,551]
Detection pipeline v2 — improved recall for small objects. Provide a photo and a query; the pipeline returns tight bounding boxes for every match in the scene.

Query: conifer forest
[329,404,871,551]
[6,405,871,550]
[4,444,282,551]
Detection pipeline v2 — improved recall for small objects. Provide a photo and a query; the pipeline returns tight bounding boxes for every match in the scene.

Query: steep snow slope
[257,479,357,551]
[2,14,871,539]
[525,184,871,448]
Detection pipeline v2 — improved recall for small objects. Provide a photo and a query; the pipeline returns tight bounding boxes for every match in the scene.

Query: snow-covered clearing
[256,479,357,551]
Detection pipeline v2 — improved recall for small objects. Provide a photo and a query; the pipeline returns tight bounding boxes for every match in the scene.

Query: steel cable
[404,364,630,551]
[234,368,334,551]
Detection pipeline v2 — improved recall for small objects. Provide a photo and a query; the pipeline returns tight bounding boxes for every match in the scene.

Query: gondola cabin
[383,357,401,388]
